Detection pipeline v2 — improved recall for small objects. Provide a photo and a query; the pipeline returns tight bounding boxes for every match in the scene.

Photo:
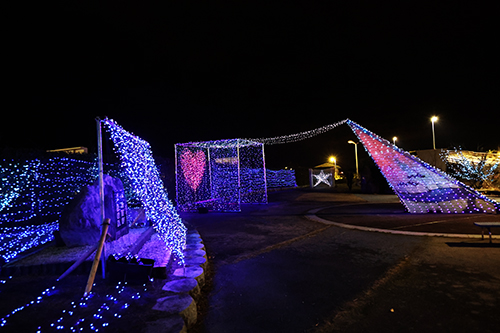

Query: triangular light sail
[347,119,499,214]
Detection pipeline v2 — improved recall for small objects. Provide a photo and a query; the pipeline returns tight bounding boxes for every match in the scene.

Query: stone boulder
[59,174,129,247]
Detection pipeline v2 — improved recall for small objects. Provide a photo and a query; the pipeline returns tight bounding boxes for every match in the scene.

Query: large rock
[59,174,129,247]
[173,266,205,286]
[162,278,199,296]
[152,294,197,328]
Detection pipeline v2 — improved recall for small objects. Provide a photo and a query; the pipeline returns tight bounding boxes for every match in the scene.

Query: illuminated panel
[175,145,212,211]
[211,145,240,211]
[180,149,206,192]
[266,169,297,188]
[347,120,500,214]
[239,143,267,204]
[103,118,186,263]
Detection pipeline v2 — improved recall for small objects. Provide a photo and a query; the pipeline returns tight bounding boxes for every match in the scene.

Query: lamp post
[431,116,438,149]
[329,156,337,187]
[348,140,359,177]
[393,136,397,146]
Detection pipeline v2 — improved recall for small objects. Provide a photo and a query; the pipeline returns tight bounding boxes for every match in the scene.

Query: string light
[42,282,137,332]
[265,169,297,188]
[0,157,98,262]
[2,116,496,270]
[441,147,500,189]
[1,280,149,331]
[0,157,98,225]
[103,118,187,264]
[249,120,348,145]
[0,285,57,328]
[175,139,267,212]
[0,160,39,212]
[347,119,500,214]
[0,223,59,262]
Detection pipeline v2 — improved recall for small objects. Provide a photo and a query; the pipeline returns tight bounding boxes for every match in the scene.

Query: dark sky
[3,1,499,170]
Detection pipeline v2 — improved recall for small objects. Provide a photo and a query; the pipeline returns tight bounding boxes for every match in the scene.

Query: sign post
[96,117,106,279]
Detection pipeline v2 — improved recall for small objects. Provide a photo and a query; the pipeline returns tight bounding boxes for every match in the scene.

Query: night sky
[4,1,499,171]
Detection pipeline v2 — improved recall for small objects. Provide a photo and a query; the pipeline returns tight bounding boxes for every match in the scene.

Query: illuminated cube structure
[347,119,500,214]
[176,139,267,212]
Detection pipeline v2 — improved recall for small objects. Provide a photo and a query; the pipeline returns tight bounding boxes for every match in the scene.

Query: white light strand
[249,119,348,145]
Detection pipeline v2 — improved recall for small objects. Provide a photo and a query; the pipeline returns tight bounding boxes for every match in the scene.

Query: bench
[473,222,500,243]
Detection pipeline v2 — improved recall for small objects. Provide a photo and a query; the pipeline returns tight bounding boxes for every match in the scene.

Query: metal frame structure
[175,139,267,212]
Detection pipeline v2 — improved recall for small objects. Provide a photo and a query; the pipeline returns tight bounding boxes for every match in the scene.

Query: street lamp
[392,136,397,146]
[329,156,337,184]
[347,140,359,177]
[431,116,438,149]
[328,156,337,180]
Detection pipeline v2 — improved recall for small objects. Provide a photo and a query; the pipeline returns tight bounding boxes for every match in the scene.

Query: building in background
[47,147,88,154]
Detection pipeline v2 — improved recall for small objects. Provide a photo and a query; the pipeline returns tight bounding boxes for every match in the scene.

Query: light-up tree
[442,148,500,190]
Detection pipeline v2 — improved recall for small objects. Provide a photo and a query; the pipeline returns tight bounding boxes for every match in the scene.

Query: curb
[304,209,500,240]
[143,230,207,333]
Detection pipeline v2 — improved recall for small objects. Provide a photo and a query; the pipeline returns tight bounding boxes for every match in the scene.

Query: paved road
[181,189,500,332]
[315,192,500,235]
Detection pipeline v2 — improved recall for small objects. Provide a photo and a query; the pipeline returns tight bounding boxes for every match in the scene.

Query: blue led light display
[265,169,297,188]
[1,280,149,331]
[0,157,98,262]
[103,118,186,263]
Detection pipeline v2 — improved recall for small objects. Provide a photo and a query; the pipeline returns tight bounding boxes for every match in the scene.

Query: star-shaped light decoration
[313,170,332,187]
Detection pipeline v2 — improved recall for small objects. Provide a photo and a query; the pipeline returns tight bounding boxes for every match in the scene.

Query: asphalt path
[181,189,500,332]
[315,192,500,236]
